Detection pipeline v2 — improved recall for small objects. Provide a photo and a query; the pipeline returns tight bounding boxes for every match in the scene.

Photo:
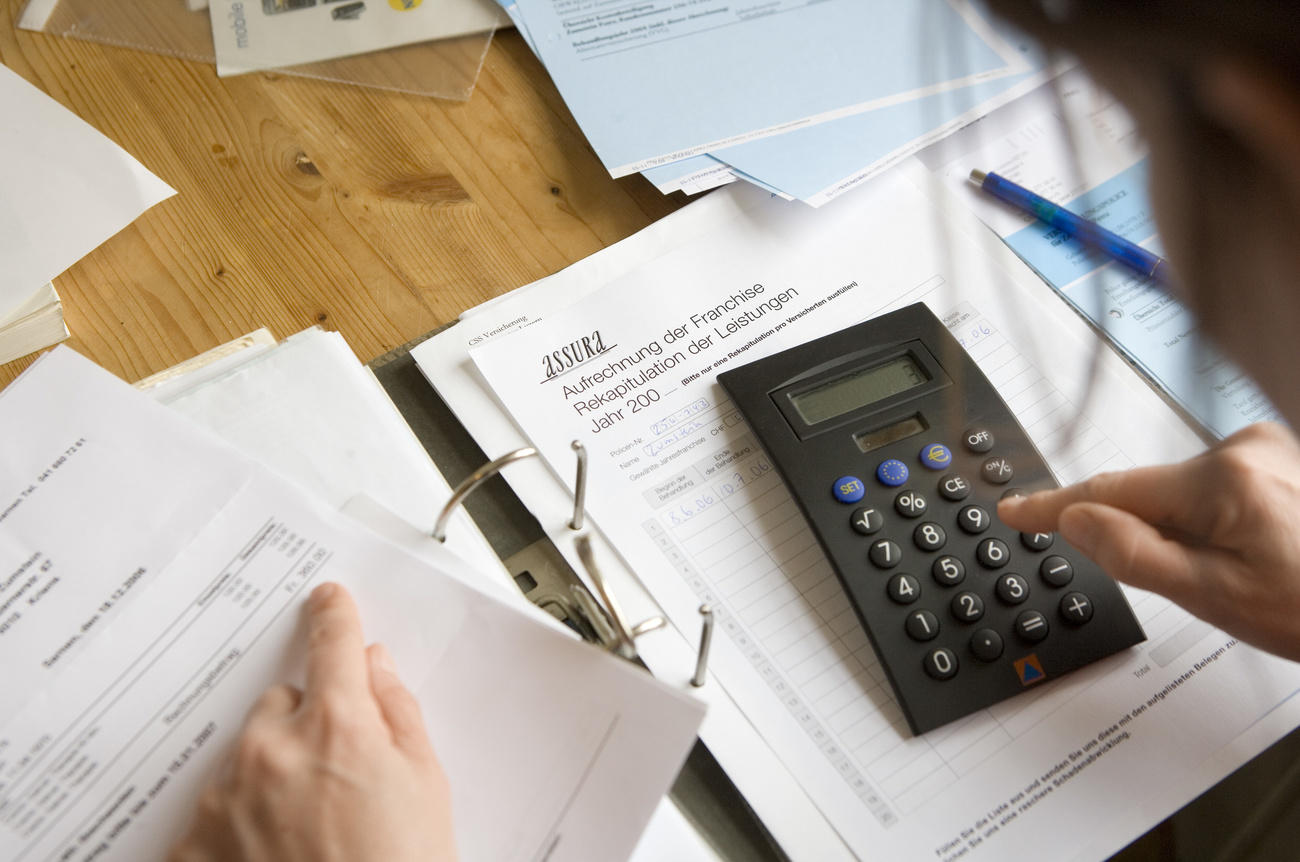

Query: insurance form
[466,172,1300,860]
[911,69,1278,439]
[0,348,704,862]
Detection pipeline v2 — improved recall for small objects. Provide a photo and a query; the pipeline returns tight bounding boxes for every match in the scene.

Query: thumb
[367,643,435,758]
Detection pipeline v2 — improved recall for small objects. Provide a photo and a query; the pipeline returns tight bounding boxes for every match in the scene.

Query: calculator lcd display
[789,355,928,425]
[852,415,928,453]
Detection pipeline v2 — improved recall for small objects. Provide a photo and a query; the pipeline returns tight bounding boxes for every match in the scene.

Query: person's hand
[169,582,457,862]
[997,422,1300,661]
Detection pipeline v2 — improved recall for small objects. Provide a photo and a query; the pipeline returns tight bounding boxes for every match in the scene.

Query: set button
[833,476,866,503]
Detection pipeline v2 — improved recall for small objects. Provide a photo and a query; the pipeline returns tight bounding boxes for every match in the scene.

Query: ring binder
[430,440,718,677]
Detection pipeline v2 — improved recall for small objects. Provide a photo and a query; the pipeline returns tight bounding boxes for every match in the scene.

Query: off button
[964,427,995,453]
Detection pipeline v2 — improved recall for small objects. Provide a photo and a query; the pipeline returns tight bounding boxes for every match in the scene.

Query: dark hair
[984,1,1300,79]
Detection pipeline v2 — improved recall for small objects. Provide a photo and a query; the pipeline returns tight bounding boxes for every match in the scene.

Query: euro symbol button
[919,443,952,470]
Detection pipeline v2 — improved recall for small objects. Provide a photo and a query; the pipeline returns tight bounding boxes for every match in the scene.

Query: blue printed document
[914,70,1279,439]
[508,0,1025,176]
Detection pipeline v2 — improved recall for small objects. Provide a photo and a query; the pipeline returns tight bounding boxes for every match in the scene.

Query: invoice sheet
[911,68,1278,439]
[507,0,1024,176]
[465,171,1300,860]
[0,63,173,321]
[0,347,704,862]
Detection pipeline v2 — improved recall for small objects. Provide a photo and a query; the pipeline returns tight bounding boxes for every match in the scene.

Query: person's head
[987,1,1300,424]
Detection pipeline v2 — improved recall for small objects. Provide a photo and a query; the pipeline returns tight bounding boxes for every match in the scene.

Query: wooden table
[0,0,683,387]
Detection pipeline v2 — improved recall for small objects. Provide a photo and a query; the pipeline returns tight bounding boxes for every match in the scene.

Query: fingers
[303,582,371,704]
[367,643,434,758]
[246,683,303,725]
[997,460,1209,535]
[1055,502,1203,601]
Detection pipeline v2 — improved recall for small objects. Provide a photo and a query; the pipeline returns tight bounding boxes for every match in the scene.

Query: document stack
[492,0,1048,205]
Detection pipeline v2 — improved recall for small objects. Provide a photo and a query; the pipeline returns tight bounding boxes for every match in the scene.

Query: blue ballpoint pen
[970,169,1170,285]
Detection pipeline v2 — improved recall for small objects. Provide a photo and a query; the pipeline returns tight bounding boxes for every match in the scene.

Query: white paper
[209,0,508,76]
[0,347,705,862]
[0,63,174,320]
[458,173,1300,860]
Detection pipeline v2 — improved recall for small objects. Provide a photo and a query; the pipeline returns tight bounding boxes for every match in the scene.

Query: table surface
[0,0,684,388]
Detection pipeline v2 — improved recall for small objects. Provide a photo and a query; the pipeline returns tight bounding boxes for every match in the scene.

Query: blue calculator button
[832,476,866,503]
[876,459,909,487]
[919,443,953,470]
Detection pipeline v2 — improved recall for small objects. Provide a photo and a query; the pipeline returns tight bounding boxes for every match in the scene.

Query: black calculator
[717,303,1144,734]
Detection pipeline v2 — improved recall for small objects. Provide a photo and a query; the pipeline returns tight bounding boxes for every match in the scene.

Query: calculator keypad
[850,438,1095,686]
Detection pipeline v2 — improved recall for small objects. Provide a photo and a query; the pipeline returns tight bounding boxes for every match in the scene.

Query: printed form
[467,172,1300,860]
[507,0,1025,174]
[0,348,704,862]
[911,68,1278,439]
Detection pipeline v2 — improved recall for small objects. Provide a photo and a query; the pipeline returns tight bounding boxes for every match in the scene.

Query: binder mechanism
[371,345,719,678]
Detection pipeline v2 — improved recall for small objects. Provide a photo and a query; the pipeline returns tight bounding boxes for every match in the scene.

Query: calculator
[716,303,1144,734]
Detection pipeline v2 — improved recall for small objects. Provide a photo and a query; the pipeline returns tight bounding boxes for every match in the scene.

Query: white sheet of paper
[152,328,506,587]
[457,172,1300,860]
[0,63,174,318]
[0,347,705,862]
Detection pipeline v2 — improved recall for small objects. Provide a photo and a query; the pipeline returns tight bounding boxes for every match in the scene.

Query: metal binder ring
[431,442,588,543]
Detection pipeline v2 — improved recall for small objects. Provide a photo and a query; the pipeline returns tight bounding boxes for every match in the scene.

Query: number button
[938,473,971,501]
[976,538,1011,568]
[924,648,959,680]
[894,490,927,518]
[876,459,910,487]
[950,591,985,622]
[957,505,991,534]
[964,427,995,453]
[970,628,1004,662]
[905,609,940,641]
[850,507,884,535]
[1015,610,1049,643]
[913,522,946,552]
[1040,555,1074,587]
[1021,531,1054,551]
[869,539,902,568]
[919,443,953,470]
[1060,592,1094,625]
[995,573,1030,605]
[981,456,1015,484]
[833,476,866,503]
[932,555,966,586]
[886,573,921,605]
